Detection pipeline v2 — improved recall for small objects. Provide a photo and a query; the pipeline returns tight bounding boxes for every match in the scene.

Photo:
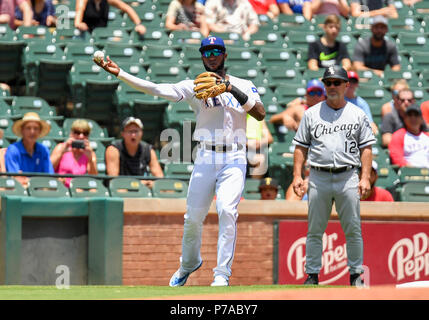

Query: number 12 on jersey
[345,141,357,153]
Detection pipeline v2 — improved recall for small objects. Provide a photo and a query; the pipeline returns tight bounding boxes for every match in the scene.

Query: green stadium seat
[38,137,57,152]
[264,65,304,88]
[109,177,152,198]
[22,43,73,102]
[146,63,188,83]
[68,62,119,129]
[220,47,260,67]
[284,30,318,52]
[102,43,141,63]
[27,177,70,198]
[11,96,63,121]
[151,178,188,198]
[0,177,28,196]
[374,163,400,191]
[226,65,262,83]
[91,27,131,46]
[356,87,389,107]
[383,70,421,89]
[278,14,314,32]
[398,182,429,202]
[140,45,182,66]
[69,177,110,197]
[0,25,26,83]
[130,28,170,47]
[15,26,53,44]
[247,29,286,49]
[398,167,429,184]
[164,100,195,131]
[180,45,203,68]
[258,47,298,69]
[164,162,194,180]
[387,16,423,36]
[169,30,202,48]
[409,51,429,71]
[273,83,306,106]
[44,119,65,141]
[52,28,89,47]
[64,43,98,62]
[397,32,429,55]
[208,32,247,47]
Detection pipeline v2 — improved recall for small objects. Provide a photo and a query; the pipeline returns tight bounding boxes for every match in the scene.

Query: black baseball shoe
[304,273,319,285]
[350,273,365,287]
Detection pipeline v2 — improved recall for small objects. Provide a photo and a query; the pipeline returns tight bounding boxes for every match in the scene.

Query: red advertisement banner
[276,220,429,285]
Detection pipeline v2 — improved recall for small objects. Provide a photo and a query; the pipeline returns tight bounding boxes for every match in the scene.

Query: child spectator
[307,14,351,71]
[360,161,394,201]
[165,0,204,31]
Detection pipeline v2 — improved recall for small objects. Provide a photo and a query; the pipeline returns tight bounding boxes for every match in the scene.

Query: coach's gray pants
[305,168,364,275]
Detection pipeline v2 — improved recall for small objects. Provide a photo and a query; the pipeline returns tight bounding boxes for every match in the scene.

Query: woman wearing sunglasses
[50,119,97,187]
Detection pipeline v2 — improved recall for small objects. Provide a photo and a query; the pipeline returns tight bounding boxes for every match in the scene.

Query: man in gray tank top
[292,65,376,286]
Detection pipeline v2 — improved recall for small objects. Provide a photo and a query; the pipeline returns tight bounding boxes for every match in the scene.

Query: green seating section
[0,2,428,200]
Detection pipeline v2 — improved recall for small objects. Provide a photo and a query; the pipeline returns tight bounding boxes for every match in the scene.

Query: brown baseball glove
[193,72,230,100]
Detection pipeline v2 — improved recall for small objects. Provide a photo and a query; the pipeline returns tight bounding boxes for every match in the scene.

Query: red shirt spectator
[362,186,393,201]
[248,0,280,19]
[389,104,429,168]
[420,100,429,126]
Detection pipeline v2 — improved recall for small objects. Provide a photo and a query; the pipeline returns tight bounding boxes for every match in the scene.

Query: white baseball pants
[179,146,247,279]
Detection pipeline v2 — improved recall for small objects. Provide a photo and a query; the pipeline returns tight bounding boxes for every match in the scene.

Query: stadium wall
[122,199,429,286]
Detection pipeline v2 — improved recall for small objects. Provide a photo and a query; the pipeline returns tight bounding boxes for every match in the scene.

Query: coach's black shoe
[304,274,319,285]
[350,273,364,287]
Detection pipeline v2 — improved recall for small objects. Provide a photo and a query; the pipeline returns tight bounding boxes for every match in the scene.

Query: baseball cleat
[210,275,229,287]
[350,273,365,287]
[169,261,203,287]
[303,273,319,285]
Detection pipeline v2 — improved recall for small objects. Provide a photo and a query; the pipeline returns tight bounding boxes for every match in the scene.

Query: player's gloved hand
[193,72,230,100]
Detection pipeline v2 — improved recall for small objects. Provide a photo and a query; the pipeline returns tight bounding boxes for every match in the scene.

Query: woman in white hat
[5,112,54,185]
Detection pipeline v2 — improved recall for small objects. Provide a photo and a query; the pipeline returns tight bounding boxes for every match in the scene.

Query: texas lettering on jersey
[204,93,242,110]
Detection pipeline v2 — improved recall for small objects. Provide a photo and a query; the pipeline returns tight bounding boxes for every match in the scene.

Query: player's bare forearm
[293,145,308,177]
[292,145,308,197]
[359,146,372,180]
[248,102,265,121]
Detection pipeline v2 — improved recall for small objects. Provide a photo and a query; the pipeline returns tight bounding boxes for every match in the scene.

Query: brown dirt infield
[147,286,429,300]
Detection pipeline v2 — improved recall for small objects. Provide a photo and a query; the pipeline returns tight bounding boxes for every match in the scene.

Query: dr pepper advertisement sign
[274,220,429,285]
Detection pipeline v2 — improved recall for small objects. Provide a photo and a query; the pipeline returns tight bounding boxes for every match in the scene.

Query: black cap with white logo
[322,65,349,82]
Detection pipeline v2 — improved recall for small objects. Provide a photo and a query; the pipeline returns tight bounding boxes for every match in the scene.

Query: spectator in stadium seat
[350,0,398,19]
[360,160,394,201]
[0,0,33,29]
[246,115,273,179]
[248,0,280,20]
[307,14,352,71]
[305,0,350,20]
[352,15,401,77]
[165,0,205,32]
[74,0,147,34]
[259,177,279,200]
[269,79,326,131]
[381,88,428,147]
[50,119,97,187]
[345,71,378,134]
[389,104,429,168]
[5,112,54,186]
[105,117,164,188]
[381,79,409,119]
[15,0,56,27]
[200,0,260,41]
[277,0,312,20]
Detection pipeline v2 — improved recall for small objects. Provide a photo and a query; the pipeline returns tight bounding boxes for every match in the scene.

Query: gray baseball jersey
[293,101,376,167]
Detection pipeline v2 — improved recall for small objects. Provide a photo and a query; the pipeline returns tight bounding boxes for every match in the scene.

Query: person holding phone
[50,119,97,187]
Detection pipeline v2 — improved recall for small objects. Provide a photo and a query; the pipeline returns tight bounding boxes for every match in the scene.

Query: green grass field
[0,285,308,300]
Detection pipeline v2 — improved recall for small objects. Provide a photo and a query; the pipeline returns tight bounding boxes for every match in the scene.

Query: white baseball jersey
[293,101,376,167]
[117,70,261,145]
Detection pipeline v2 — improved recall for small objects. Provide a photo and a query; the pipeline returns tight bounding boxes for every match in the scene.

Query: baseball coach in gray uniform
[292,65,376,286]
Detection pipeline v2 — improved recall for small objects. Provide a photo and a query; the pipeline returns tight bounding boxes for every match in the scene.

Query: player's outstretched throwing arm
[93,55,184,102]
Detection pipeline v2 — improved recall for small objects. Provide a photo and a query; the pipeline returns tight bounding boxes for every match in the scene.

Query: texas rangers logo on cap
[199,36,226,53]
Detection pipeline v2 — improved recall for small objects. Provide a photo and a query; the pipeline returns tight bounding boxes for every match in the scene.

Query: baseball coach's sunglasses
[202,48,224,58]
[323,80,345,87]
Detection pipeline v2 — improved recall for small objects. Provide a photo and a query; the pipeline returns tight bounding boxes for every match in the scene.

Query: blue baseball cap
[199,36,226,53]
[306,79,325,93]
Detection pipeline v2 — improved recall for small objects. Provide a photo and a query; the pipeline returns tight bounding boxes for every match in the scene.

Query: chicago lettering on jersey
[314,123,360,139]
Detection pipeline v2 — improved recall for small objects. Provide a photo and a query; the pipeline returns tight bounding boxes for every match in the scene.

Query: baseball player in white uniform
[94,36,265,287]
[292,65,375,286]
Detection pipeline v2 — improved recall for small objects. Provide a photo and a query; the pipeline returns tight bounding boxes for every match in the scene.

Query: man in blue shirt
[5,112,53,186]
[345,71,379,135]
